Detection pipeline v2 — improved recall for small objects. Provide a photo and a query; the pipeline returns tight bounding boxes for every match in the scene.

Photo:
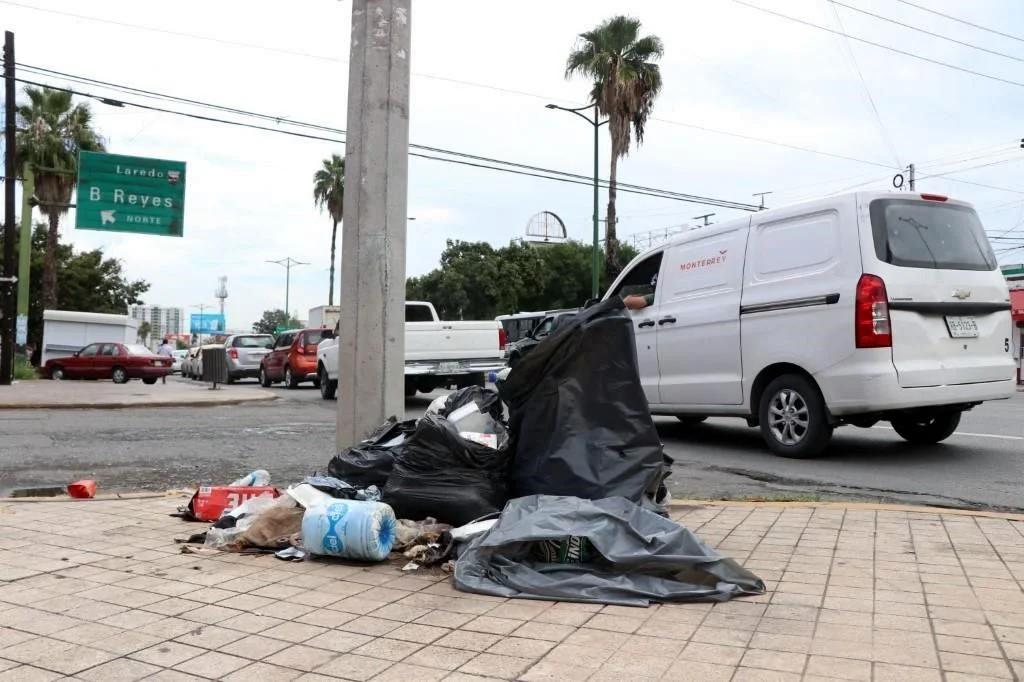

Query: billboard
[190,313,225,334]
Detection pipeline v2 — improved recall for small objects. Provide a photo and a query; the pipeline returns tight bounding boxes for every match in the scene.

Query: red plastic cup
[67,480,97,499]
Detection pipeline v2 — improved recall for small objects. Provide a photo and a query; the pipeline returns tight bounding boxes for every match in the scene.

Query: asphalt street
[2,375,1022,512]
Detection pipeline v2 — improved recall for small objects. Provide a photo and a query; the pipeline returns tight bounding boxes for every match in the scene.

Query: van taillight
[498,328,507,351]
[855,274,892,348]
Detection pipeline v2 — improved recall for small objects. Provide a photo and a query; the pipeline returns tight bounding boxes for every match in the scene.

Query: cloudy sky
[4,0,1024,331]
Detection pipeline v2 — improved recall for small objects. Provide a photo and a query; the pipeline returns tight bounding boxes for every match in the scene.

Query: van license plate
[437,362,462,374]
[945,316,979,338]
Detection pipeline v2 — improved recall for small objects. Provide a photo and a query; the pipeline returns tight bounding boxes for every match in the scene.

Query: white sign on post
[15,315,27,346]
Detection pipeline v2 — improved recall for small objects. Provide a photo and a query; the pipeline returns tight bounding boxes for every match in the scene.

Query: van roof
[629,190,974,260]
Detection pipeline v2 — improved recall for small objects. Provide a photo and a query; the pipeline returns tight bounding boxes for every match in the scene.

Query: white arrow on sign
[100,210,117,225]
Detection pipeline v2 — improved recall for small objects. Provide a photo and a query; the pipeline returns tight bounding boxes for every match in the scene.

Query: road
[2,376,1022,512]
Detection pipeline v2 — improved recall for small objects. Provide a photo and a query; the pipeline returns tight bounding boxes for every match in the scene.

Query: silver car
[223,334,274,383]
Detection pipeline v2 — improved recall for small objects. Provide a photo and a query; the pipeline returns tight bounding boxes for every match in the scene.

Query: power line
[830,0,1024,65]
[826,0,901,167]
[0,0,906,171]
[892,0,1024,45]
[730,0,1024,90]
[11,74,760,211]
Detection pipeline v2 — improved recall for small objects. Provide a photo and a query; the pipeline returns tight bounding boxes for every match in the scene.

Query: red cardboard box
[188,486,280,522]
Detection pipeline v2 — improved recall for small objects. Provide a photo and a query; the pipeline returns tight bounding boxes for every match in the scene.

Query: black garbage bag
[383,413,510,526]
[499,297,668,503]
[327,417,417,489]
[441,386,504,423]
[453,495,766,607]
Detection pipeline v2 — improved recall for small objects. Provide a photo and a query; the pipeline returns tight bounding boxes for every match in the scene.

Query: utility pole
[908,163,916,191]
[694,213,715,227]
[337,0,412,450]
[1,31,17,386]
[266,257,308,322]
[752,191,772,210]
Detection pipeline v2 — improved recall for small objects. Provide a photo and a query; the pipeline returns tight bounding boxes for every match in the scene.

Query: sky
[4,0,1024,332]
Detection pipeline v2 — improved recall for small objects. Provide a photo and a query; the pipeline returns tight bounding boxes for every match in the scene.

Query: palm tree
[566,16,664,281]
[313,155,346,306]
[15,87,105,311]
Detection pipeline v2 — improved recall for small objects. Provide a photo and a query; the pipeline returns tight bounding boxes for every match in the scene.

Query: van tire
[891,411,961,445]
[676,416,708,425]
[319,367,336,400]
[758,374,832,458]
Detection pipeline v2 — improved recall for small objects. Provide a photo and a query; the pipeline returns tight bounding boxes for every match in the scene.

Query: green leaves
[405,239,640,320]
[252,309,301,335]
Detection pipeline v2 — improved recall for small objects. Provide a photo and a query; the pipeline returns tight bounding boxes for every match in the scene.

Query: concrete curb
[667,498,1024,522]
[0,394,278,410]
[3,493,1023,522]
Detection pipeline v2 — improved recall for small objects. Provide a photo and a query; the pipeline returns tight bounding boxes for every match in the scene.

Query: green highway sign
[75,151,186,237]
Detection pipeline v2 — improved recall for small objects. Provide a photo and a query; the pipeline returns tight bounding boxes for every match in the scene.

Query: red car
[259,328,328,389]
[45,342,174,384]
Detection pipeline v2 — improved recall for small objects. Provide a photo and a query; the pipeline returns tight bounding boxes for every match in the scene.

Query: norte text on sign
[75,151,186,237]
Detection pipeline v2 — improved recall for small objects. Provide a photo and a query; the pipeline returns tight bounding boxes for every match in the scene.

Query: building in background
[128,305,185,347]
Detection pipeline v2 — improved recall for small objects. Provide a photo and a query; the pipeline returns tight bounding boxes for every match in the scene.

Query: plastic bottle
[229,469,271,487]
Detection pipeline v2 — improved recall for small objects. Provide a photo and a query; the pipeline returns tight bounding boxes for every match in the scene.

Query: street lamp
[545,102,608,299]
[266,257,309,322]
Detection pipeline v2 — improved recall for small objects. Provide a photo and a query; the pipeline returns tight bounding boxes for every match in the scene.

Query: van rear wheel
[758,374,832,458]
[891,412,961,445]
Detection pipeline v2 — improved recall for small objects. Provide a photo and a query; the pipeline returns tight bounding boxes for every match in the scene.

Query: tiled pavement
[1,498,1024,681]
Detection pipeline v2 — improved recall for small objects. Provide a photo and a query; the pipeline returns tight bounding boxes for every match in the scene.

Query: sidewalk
[0,381,276,409]
[1,497,1023,681]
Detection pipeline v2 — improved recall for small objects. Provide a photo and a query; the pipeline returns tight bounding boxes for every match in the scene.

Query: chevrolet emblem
[952,289,971,300]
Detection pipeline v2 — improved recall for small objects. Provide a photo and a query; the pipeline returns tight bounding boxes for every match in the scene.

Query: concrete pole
[336,0,411,449]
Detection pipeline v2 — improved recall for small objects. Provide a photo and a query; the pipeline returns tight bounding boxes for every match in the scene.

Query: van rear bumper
[818,356,1016,415]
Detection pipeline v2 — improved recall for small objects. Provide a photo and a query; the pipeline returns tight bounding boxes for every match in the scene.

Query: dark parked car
[44,342,174,384]
[506,311,577,366]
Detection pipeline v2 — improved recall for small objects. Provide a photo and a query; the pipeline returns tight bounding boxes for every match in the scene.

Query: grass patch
[13,356,38,381]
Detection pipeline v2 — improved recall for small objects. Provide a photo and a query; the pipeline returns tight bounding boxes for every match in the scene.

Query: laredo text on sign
[76,151,186,237]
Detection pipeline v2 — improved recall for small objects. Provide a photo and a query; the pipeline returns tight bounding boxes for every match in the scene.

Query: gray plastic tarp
[453,495,766,607]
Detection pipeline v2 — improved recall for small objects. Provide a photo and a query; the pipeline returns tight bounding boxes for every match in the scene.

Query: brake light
[296,345,305,355]
[855,274,892,348]
[229,348,238,360]
[498,327,508,351]
[920,193,948,202]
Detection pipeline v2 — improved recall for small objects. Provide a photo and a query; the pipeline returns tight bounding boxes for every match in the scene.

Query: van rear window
[869,199,997,271]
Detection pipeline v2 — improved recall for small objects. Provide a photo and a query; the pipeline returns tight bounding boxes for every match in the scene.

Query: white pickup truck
[316,301,508,400]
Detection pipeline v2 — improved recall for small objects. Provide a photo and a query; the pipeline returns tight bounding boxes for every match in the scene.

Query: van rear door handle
[637,319,655,329]
[658,316,677,326]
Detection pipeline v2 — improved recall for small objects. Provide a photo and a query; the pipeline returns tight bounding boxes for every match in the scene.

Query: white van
[604,191,1016,458]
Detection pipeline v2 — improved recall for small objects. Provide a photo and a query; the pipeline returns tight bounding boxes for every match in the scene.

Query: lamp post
[266,257,309,322]
[545,103,607,299]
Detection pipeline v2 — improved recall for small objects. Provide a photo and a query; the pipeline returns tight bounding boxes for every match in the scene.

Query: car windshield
[123,345,152,355]
[869,199,997,271]
[234,336,272,348]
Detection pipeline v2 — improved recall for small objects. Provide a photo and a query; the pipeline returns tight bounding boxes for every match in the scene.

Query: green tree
[15,86,106,310]
[313,154,346,307]
[566,16,664,282]
[15,222,150,359]
[137,321,151,344]
[405,239,640,320]
[252,309,300,335]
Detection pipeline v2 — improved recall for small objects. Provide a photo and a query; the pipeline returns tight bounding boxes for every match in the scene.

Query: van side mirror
[583,298,600,309]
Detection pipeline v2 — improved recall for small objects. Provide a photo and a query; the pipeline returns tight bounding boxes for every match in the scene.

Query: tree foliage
[15,86,106,310]
[252,309,301,335]
[16,222,150,361]
[313,154,346,307]
[566,16,663,282]
[406,240,638,320]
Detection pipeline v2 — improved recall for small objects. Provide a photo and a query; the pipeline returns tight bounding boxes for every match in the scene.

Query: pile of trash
[175,299,765,606]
